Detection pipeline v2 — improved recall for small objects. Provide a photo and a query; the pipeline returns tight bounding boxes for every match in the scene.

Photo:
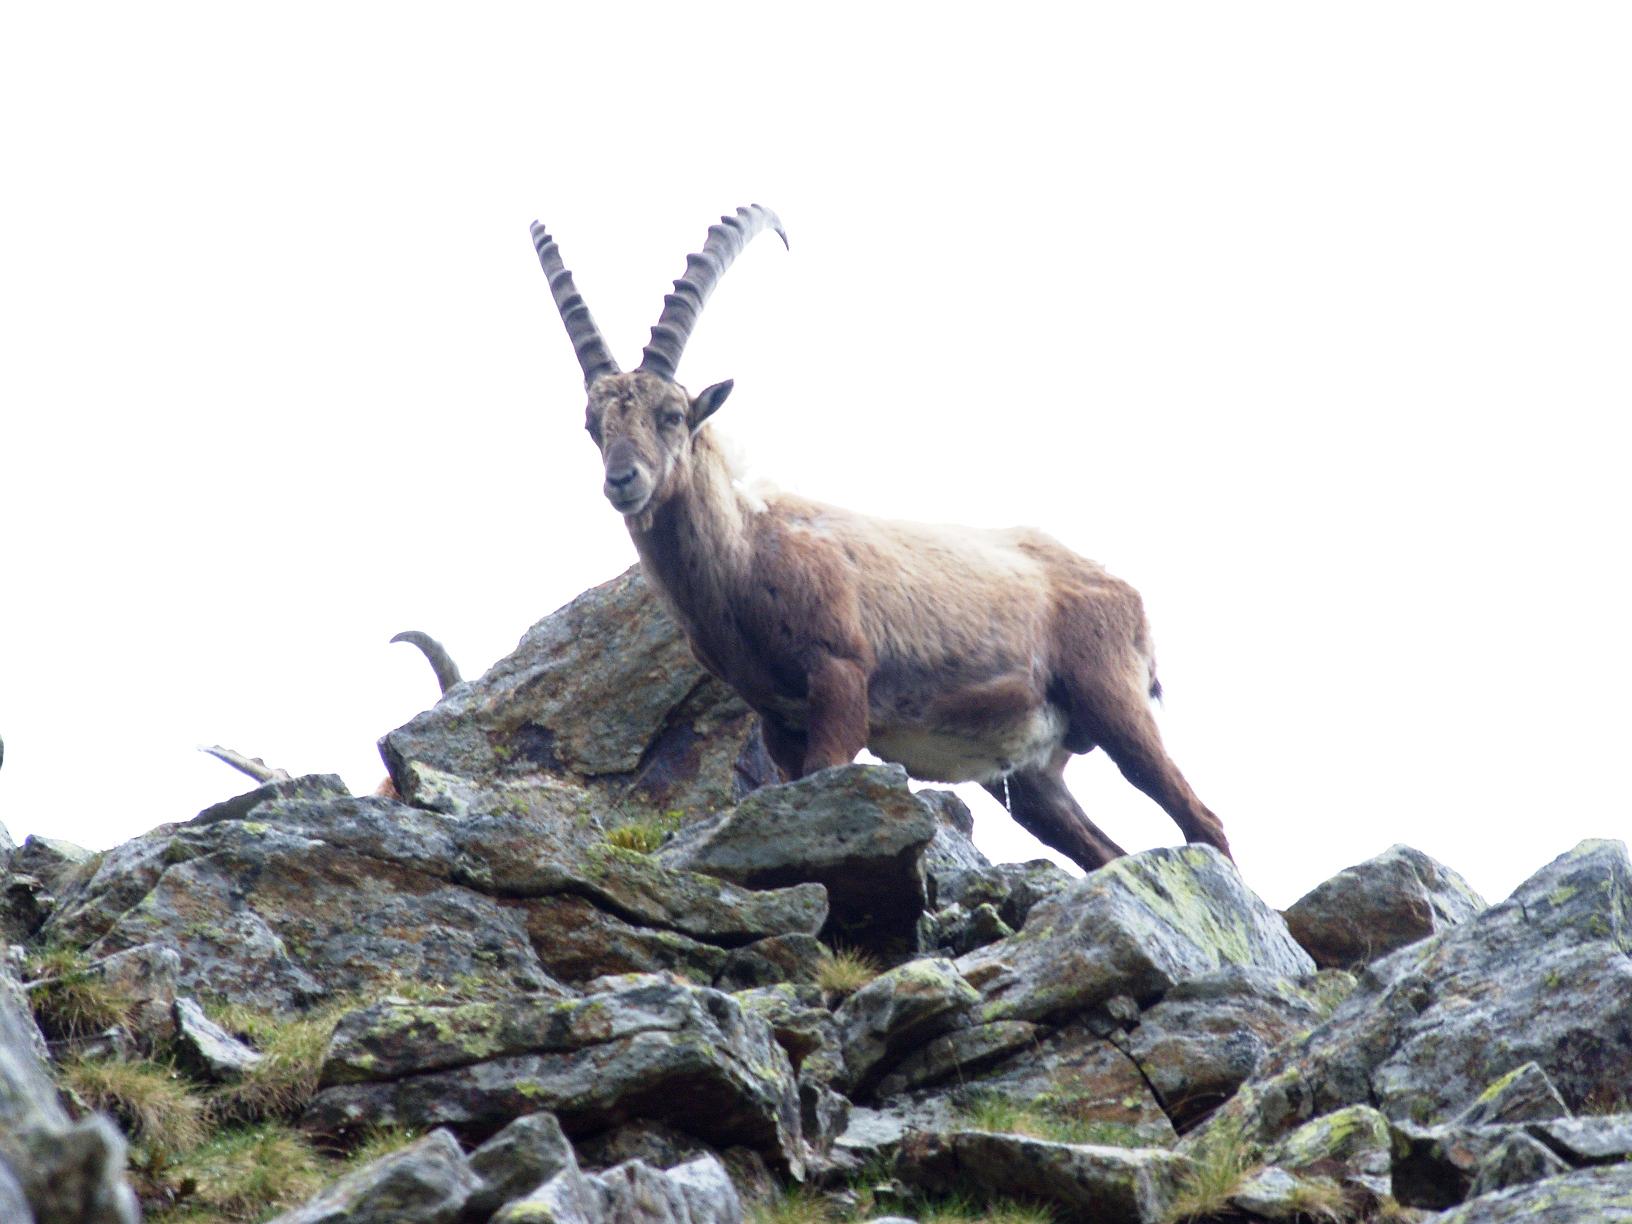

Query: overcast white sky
[2,4,1628,909]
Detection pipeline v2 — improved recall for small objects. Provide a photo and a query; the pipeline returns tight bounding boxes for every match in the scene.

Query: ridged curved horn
[638,205,788,383]
[530,221,621,388]
[390,630,463,695]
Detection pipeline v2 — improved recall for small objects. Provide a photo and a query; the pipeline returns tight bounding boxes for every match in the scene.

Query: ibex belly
[866,673,1067,785]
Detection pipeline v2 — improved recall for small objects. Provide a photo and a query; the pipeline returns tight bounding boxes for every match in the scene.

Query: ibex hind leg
[1084,693,1233,861]
[984,750,1128,872]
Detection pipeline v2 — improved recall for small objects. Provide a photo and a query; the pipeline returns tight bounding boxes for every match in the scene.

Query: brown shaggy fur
[581,371,1230,872]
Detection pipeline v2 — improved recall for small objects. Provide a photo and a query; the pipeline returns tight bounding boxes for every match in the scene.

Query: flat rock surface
[306,975,804,1175]
[957,845,1314,1026]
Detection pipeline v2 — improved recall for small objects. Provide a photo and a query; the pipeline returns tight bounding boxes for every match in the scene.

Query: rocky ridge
[2,566,1630,1222]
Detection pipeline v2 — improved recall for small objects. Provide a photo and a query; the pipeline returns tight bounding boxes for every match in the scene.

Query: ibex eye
[663,411,686,427]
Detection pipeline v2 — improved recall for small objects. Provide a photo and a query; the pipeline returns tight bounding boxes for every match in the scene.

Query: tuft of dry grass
[203,998,354,1123]
[1165,1122,1259,1223]
[59,1057,209,1159]
[814,945,880,1000]
[345,1125,423,1167]
[955,1092,1147,1149]
[161,1124,328,1220]
[25,947,135,1041]
[748,1186,840,1224]
[1283,1176,1352,1222]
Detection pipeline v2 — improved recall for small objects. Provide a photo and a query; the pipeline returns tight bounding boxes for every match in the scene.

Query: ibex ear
[690,380,734,432]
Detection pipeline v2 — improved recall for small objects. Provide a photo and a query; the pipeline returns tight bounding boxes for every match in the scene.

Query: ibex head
[530,206,787,525]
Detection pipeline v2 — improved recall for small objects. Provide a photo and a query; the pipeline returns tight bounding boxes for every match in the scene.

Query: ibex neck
[628,430,754,620]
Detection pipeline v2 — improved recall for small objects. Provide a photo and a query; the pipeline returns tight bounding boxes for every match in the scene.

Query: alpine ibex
[529,206,1231,872]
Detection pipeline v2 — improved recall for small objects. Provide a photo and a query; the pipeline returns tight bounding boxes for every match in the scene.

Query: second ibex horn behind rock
[529,205,1231,874]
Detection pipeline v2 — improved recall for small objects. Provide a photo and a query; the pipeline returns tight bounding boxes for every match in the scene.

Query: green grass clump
[957,1092,1144,1148]
[345,1125,423,1167]
[59,1057,208,1159]
[814,946,880,1000]
[603,808,685,854]
[919,1193,1056,1223]
[161,1124,327,1221]
[748,1186,840,1224]
[25,947,135,1041]
[203,998,354,1123]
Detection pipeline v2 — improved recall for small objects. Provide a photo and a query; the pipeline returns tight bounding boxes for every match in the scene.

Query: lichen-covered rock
[1,962,140,1224]
[660,764,937,958]
[1196,839,1632,1152]
[1455,1061,1572,1127]
[1432,1163,1632,1221]
[1392,1112,1632,1210]
[828,1099,962,1173]
[1117,967,1333,1130]
[1532,1113,1632,1163]
[1467,1130,1573,1198]
[1284,844,1485,969]
[466,1112,578,1221]
[43,796,560,1010]
[464,834,829,948]
[875,1020,1040,1097]
[9,836,96,896]
[957,845,1314,1027]
[266,1128,480,1223]
[380,566,777,819]
[716,933,826,991]
[489,1152,744,1224]
[931,858,1073,931]
[895,1130,1191,1223]
[834,957,979,1094]
[306,975,804,1175]
[1264,1104,1392,1199]
[93,942,181,1046]
[734,983,837,1075]
[952,1020,1179,1148]
[918,901,1016,957]
[519,893,731,985]
[917,789,990,883]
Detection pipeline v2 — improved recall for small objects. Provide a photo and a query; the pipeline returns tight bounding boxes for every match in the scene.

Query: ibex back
[531,206,1230,872]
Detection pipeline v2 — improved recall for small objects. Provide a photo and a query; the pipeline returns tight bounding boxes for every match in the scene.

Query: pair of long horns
[530,205,788,388]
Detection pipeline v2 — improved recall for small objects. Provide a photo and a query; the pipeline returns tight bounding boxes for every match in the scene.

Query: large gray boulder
[1283,843,1485,969]
[265,1129,480,1224]
[306,974,805,1176]
[38,781,826,1007]
[380,566,777,820]
[1195,839,1632,1156]
[1,963,140,1224]
[956,844,1314,1026]
[659,764,938,957]
[1431,1164,1632,1221]
[493,1153,744,1224]
[1116,967,1335,1131]
[832,958,979,1095]
[896,1130,1191,1223]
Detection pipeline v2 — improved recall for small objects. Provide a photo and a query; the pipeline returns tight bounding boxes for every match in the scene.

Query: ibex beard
[532,207,1231,873]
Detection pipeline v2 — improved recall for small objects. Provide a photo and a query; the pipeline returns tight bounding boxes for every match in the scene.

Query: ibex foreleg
[983,749,1129,870]
[803,655,870,774]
